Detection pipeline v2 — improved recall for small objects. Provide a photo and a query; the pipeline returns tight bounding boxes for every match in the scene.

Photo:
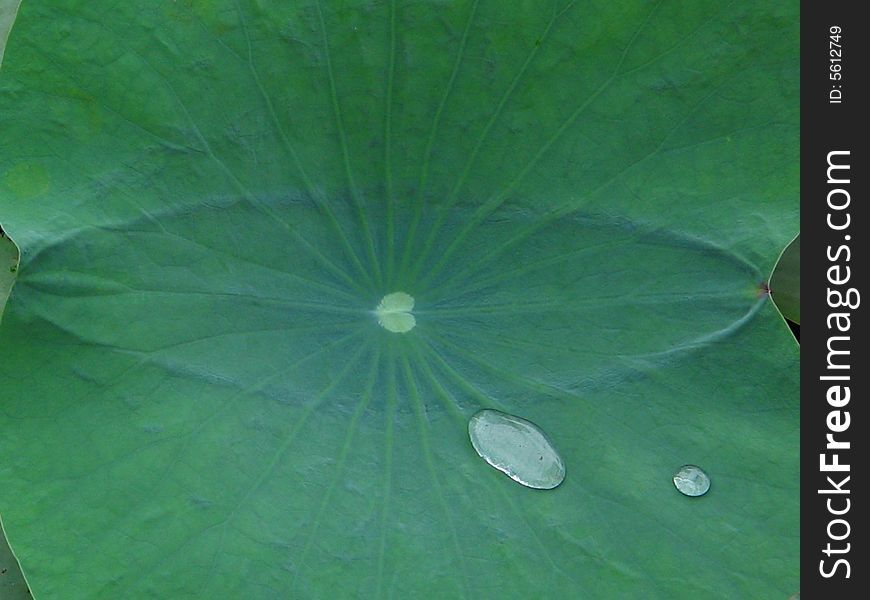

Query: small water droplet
[673,464,711,497]
[375,291,415,333]
[468,409,565,489]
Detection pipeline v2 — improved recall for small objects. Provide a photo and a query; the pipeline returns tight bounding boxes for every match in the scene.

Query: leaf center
[375,291,416,333]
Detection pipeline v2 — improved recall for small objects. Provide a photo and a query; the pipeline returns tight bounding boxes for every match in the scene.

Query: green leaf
[770,234,800,325]
[0,1,799,598]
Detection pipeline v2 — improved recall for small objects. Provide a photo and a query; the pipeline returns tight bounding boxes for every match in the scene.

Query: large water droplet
[673,464,711,497]
[468,409,565,489]
[375,291,415,333]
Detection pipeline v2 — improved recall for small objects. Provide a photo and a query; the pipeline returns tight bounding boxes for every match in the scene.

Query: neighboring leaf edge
[0,0,23,68]
[769,232,800,327]
[0,224,19,325]
[1,513,31,600]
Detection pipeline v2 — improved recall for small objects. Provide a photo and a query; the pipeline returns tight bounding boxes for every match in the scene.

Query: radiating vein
[160,335,374,558]
[414,334,508,413]
[384,0,397,286]
[615,0,737,80]
[146,327,368,504]
[426,235,628,300]
[376,339,397,599]
[25,280,367,317]
[421,330,660,445]
[152,228,362,304]
[429,326,627,361]
[291,345,381,581]
[27,84,196,154]
[409,1,576,283]
[423,329,582,405]
[139,321,359,355]
[61,328,371,593]
[416,0,666,289]
[314,0,383,289]
[231,0,374,292]
[417,289,735,318]
[494,486,577,587]
[416,66,761,297]
[397,0,479,283]
[409,340,467,419]
[400,352,470,600]
[52,8,367,297]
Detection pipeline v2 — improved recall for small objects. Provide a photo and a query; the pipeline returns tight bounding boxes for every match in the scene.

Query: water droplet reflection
[673,464,711,497]
[468,409,565,490]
